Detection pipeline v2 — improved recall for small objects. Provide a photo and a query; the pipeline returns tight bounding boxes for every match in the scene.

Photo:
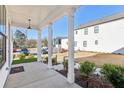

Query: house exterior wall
[0,6,12,88]
[74,18,124,54]
[61,38,68,50]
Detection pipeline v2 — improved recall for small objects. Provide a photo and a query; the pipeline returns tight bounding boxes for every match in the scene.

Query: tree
[13,39,18,48]
[42,38,48,47]
[14,30,27,48]
[26,39,37,48]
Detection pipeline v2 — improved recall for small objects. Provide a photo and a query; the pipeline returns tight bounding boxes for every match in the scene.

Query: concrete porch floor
[4,62,80,88]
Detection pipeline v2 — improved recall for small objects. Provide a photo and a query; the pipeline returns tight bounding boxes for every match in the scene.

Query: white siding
[0,8,12,88]
[74,18,124,54]
[61,38,68,50]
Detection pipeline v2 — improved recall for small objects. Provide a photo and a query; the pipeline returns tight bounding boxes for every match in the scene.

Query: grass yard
[12,58,37,65]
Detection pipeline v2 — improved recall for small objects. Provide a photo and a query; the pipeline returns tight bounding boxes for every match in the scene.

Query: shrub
[44,56,48,63]
[52,55,57,65]
[63,59,68,72]
[101,64,124,88]
[19,54,26,60]
[79,61,96,77]
[62,56,68,71]
[13,54,16,59]
[28,54,35,59]
[44,55,57,65]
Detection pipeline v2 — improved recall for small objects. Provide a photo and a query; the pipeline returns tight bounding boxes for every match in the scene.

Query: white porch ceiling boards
[6,5,78,30]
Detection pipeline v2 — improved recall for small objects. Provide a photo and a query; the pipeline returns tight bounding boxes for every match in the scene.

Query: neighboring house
[53,37,68,50]
[61,38,68,50]
[74,12,124,54]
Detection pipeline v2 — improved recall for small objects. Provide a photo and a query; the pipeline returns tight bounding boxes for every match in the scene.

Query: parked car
[41,47,48,54]
[21,48,30,55]
[61,48,68,53]
[13,48,17,52]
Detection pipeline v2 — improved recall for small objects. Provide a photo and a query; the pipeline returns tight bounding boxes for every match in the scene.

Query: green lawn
[12,58,37,65]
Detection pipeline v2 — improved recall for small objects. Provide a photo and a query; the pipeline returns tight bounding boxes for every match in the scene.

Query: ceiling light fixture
[27,18,32,29]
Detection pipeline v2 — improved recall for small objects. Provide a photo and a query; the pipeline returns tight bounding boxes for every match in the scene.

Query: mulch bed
[56,69,113,88]
[10,66,24,74]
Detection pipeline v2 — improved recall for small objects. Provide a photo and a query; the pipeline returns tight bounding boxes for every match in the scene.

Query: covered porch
[4,5,79,87]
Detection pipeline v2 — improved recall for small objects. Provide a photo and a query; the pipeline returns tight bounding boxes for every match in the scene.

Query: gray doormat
[10,66,24,74]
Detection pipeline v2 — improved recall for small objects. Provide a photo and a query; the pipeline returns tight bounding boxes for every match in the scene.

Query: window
[84,28,88,35]
[0,32,6,68]
[58,39,61,45]
[74,41,77,47]
[94,26,99,33]
[0,5,6,68]
[83,41,87,47]
[95,40,98,45]
[75,31,78,34]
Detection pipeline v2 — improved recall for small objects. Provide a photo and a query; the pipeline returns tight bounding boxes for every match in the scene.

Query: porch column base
[67,72,75,83]
[48,65,53,69]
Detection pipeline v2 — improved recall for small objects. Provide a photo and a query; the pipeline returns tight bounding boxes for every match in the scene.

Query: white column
[48,23,53,69]
[67,8,75,83]
[8,23,13,67]
[37,30,42,62]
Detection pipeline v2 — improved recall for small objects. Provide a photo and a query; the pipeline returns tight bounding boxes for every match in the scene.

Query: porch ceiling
[7,5,78,30]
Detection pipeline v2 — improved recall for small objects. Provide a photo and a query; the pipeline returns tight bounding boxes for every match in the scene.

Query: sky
[13,5,124,39]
